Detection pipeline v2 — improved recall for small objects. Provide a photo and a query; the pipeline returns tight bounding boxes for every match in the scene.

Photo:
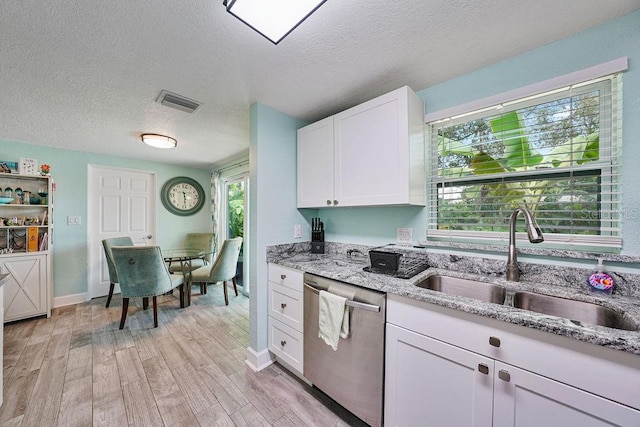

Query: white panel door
[385,324,494,427]
[87,165,156,300]
[493,361,640,427]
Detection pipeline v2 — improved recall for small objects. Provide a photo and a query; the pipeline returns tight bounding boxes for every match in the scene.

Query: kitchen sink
[416,274,507,304]
[513,291,638,331]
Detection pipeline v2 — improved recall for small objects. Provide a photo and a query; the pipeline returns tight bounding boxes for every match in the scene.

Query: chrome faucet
[506,207,544,282]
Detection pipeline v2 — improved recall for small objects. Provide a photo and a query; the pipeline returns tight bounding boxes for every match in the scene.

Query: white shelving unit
[0,173,53,322]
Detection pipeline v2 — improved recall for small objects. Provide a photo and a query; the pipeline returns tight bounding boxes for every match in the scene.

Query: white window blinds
[427,73,623,248]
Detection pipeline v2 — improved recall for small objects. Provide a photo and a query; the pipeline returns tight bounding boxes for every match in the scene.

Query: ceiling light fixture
[223,0,327,45]
[141,134,177,149]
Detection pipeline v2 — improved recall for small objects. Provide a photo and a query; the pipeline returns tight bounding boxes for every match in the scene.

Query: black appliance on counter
[364,247,429,279]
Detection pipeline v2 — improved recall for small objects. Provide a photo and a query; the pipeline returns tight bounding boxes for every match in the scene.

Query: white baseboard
[53,292,88,308]
[245,346,274,372]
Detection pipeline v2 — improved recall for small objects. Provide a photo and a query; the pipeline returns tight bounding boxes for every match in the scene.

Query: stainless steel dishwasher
[303,273,386,427]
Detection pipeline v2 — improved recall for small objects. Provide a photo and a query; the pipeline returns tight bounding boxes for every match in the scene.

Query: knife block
[311,241,325,254]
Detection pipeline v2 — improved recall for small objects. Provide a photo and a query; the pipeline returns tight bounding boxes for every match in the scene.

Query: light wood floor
[0,286,367,426]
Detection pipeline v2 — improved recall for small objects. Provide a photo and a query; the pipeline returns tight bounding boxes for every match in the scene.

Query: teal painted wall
[0,139,212,299]
[315,10,640,256]
[248,103,308,351]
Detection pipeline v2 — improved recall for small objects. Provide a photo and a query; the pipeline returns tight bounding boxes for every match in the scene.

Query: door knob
[143,234,152,239]
[333,200,339,205]
[280,274,286,280]
[280,340,287,347]
[281,303,287,309]
[478,363,489,375]
[498,369,511,382]
[489,336,501,347]
[326,200,332,205]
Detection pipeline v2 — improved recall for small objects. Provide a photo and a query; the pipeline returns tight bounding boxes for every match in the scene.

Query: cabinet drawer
[268,317,303,374]
[268,264,303,291]
[269,282,303,332]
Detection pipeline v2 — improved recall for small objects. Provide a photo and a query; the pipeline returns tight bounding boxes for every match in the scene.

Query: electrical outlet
[294,224,302,239]
[67,215,81,225]
[396,227,412,246]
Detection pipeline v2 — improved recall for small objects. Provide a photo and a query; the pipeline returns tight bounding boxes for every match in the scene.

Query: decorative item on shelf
[0,161,18,173]
[38,186,48,205]
[18,157,38,175]
[0,197,13,204]
[40,163,51,176]
[14,188,23,204]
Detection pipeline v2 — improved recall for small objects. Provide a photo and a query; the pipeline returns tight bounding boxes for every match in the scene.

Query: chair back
[185,233,215,263]
[102,236,134,283]
[111,246,174,298]
[208,237,243,282]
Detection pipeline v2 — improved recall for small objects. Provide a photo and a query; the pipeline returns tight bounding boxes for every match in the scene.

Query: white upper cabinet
[297,86,425,208]
[297,116,335,208]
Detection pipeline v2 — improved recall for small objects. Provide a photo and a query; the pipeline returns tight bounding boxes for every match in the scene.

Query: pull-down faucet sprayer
[506,207,544,282]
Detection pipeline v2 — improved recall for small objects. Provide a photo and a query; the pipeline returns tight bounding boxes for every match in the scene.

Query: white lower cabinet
[385,294,640,426]
[1,253,50,322]
[267,263,304,375]
[385,324,494,426]
[492,361,639,427]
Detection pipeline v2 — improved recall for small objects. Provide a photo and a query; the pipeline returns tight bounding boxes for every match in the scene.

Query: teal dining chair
[111,245,184,329]
[101,236,134,307]
[191,237,243,305]
[168,232,215,273]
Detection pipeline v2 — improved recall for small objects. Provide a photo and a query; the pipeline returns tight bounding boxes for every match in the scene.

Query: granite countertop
[267,243,640,357]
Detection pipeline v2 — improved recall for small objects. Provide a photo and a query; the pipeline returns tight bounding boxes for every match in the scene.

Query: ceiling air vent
[156,90,202,114]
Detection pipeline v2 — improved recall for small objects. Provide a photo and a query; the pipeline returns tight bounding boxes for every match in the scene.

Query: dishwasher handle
[304,283,381,313]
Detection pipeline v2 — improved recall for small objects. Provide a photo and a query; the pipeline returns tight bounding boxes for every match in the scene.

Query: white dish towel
[318,290,350,351]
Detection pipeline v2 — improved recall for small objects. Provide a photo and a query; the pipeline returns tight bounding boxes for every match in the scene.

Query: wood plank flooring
[1,287,367,426]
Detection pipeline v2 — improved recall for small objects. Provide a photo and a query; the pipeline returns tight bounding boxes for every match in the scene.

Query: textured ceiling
[1,1,639,169]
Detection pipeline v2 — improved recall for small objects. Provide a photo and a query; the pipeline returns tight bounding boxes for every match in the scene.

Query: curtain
[210,169,221,253]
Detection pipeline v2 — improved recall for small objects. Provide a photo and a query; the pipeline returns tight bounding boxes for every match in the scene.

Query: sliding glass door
[224,174,248,295]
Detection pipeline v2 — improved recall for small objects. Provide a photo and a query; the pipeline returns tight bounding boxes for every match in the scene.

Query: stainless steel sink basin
[513,291,638,331]
[416,274,507,304]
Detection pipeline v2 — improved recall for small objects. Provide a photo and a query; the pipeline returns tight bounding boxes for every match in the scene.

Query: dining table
[163,248,213,307]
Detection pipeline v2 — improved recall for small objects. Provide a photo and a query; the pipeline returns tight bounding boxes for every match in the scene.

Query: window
[427,73,622,249]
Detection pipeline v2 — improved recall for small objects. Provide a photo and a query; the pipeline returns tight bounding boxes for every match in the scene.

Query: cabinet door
[385,324,494,427]
[1,254,48,321]
[493,361,640,427]
[334,87,415,207]
[297,116,335,208]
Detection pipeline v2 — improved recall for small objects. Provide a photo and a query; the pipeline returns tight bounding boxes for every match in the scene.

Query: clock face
[168,183,199,210]
[161,177,205,216]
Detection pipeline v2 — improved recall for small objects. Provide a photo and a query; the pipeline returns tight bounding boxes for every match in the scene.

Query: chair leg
[152,296,158,328]
[105,282,115,308]
[223,281,229,305]
[200,283,206,294]
[232,277,238,296]
[143,297,149,310]
[119,298,129,329]
[179,284,185,308]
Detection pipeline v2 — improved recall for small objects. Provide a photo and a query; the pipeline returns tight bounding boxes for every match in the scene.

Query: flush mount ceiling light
[223,0,328,45]
[141,134,177,149]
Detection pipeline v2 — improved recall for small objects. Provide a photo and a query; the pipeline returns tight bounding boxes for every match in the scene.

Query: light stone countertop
[267,242,640,356]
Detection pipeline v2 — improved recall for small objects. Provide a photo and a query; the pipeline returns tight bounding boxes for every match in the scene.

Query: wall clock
[161,176,206,216]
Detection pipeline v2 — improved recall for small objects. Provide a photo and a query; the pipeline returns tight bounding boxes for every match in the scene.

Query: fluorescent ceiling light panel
[225,0,327,44]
